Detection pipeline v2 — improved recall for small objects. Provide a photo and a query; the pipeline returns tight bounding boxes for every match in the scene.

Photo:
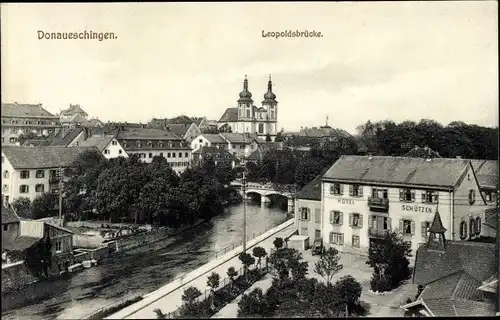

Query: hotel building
[318,155,493,255]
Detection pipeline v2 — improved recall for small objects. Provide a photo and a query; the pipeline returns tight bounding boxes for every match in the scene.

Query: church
[217,75,278,141]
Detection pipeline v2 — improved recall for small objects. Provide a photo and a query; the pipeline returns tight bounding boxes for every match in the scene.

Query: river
[1,202,288,320]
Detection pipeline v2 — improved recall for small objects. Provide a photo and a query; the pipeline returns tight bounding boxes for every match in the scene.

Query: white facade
[101,139,128,159]
[126,149,192,175]
[320,163,491,256]
[190,135,227,151]
[1,156,61,204]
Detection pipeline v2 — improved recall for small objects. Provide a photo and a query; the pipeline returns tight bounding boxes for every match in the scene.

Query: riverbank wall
[1,262,38,293]
[106,219,297,319]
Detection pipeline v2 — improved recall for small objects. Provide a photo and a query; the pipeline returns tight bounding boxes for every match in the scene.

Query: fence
[164,262,268,319]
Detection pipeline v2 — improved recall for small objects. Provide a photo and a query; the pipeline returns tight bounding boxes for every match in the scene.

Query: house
[87,118,104,127]
[59,104,89,127]
[404,145,442,159]
[192,146,240,168]
[295,175,323,247]
[48,127,86,147]
[218,133,260,159]
[2,217,75,273]
[401,210,498,317]
[1,102,61,146]
[77,135,127,159]
[482,207,498,238]
[245,142,284,164]
[469,159,498,205]
[2,205,21,243]
[217,75,279,141]
[1,146,101,204]
[320,155,493,256]
[197,118,218,133]
[191,134,229,151]
[114,127,192,175]
[165,123,202,143]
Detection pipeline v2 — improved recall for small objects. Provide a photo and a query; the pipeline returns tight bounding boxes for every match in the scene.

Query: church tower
[261,74,278,136]
[426,208,447,252]
[237,75,253,121]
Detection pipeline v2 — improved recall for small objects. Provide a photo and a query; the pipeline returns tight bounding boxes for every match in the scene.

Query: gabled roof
[78,135,115,152]
[2,236,41,252]
[61,104,88,117]
[323,155,472,189]
[404,146,442,159]
[218,108,238,122]
[469,159,498,189]
[192,146,239,162]
[413,241,497,286]
[483,207,498,229]
[88,118,104,127]
[246,146,267,162]
[2,206,20,225]
[22,139,52,147]
[45,222,74,235]
[1,103,57,118]
[50,128,84,146]
[116,127,184,141]
[219,133,257,144]
[67,113,89,124]
[202,134,227,144]
[296,175,322,201]
[165,123,192,137]
[2,146,100,169]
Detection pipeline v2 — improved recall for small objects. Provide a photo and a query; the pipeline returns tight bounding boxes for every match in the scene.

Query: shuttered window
[330,211,343,225]
[399,189,415,202]
[349,213,363,228]
[400,219,415,235]
[329,232,344,245]
[421,221,431,238]
[314,209,321,223]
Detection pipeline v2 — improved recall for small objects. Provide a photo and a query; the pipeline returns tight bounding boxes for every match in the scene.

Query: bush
[237,288,272,317]
[273,237,284,250]
[370,271,393,293]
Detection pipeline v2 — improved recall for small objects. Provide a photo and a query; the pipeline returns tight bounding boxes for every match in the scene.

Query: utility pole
[58,167,63,226]
[242,171,247,254]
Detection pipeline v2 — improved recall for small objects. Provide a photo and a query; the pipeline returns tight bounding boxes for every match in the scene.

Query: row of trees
[13,150,237,226]
[356,119,498,159]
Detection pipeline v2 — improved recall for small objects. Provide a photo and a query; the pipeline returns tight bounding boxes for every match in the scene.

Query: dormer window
[147,141,152,147]
[158,141,164,147]
[168,141,173,148]
[136,140,142,147]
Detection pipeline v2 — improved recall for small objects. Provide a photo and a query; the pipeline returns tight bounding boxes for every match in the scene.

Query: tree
[312,282,344,317]
[227,266,238,290]
[333,275,362,316]
[11,197,32,219]
[24,233,52,278]
[265,134,272,142]
[214,161,236,186]
[237,288,271,317]
[32,193,58,219]
[252,246,267,268]
[294,157,323,188]
[207,272,220,294]
[269,248,308,283]
[273,237,283,250]
[366,230,412,290]
[314,247,343,284]
[239,252,255,282]
[181,286,202,305]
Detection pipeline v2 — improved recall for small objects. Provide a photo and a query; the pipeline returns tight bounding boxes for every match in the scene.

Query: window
[372,188,388,199]
[112,140,117,145]
[400,219,414,235]
[400,189,415,202]
[349,185,363,197]
[246,109,251,118]
[421,221,431,239]
[178,152,182,158]
[258,124,264,134]
[9,137,17,143]
[352,235,360,248]
[55,240,62,252]
[3,185,8,192]
[422,190,438,204]
[167,152,171,157]
[329,232,344,245]
[459,221,468,240]
[3,171,9,178]
[159,152,163,157]
[349,213,363,228]
[329,211,343,225]
[20,170,30,179]
[149,153,153,158]
[475,217,481,235]
[315,229,321,238]
[172,153,176,158]
[240,145,245,149]
[19,185,29,193]
[468,190,475,205]
[314,208,321,223]
[3,224,8,231]
[1,156,3,163]
[147,141,152,147]
[199,139,203,143]
[484,191,492,202]
[119,149,123,154]
[330,184,343,195]
[104,149,110,155]
[467,174,470,181]
[185,152,188,157]
[35,184,45,192]
[300,207,310,220]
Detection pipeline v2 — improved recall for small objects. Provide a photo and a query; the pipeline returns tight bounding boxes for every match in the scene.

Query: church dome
[238,75,253,102]
[262,74,278,104]
[264,90,276,100]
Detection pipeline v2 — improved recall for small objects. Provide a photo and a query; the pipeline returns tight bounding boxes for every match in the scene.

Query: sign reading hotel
[337,198,355,205]
[401,204,433,213]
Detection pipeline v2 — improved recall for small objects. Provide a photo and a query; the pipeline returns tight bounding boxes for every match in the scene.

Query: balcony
[368,227,390,239]
[368,197,389,212]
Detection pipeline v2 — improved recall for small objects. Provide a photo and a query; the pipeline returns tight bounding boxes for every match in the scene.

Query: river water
[1,202,287,320]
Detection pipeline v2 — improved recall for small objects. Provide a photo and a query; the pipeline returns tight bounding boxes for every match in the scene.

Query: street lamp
[242,171,247,254]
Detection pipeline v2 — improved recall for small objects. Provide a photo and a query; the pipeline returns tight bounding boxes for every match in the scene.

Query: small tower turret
[426,207,447,252]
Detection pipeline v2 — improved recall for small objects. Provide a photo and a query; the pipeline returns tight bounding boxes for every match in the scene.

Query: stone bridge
[230,180,295,213]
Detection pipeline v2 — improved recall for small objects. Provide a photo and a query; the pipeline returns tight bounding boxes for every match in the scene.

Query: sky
[1,2,498,133]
